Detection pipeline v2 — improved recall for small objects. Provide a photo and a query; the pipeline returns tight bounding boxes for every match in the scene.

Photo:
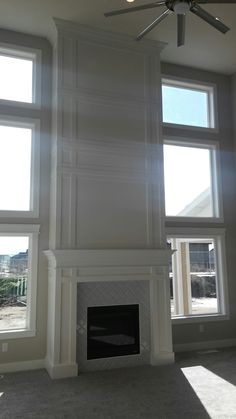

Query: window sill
[0,329,36,340]
[162,122,219,134]
[172,314,229,325]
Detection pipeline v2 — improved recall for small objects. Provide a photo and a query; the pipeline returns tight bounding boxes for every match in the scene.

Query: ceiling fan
[104,0,236,47]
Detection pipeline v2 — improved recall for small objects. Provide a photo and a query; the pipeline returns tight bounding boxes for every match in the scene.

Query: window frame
[0,116,40,218]
[167,227,229,324]
[0,224,39,339]
[162,76,218,132]
[0,43,41,108]
[163,137,223,223]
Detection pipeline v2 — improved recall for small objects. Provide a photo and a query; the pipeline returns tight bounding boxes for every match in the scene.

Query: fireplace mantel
[45,248,173,283]
[45,248,172,268]
[44,248,174,379]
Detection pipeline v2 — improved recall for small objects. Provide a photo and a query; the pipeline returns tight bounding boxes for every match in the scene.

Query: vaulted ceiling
[0,0,236,74]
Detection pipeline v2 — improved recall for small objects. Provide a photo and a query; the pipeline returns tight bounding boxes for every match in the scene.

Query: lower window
[0,224,39,338]
[167,229,228,320]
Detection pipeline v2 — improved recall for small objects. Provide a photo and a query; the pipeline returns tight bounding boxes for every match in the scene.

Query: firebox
[87,304,140,360]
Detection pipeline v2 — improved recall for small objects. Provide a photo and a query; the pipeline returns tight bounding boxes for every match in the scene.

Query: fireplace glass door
[87,304,140,360]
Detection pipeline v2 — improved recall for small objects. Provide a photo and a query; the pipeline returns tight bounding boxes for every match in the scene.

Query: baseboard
[0,359,45,374]
[45,359,78,379]
[174,338,236,353]
[151,351,175,366]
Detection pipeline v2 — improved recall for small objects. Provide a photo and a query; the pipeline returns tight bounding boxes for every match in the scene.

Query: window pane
[168,238,218,317]
[164,145,214,217]
[162,84,209,127]
[0,55,33,103]
[190,242,217,315]
[0,125,32,211]
[0,236,29,331]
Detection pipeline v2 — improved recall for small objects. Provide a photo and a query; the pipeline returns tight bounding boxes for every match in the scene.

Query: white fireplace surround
[45,248,174,379]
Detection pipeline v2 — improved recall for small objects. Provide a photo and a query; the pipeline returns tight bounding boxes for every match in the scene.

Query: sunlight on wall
[181,365,236,417]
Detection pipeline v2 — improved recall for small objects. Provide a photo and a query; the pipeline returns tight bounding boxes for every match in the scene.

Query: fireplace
[45,248,174,378]
[87,304,140,360]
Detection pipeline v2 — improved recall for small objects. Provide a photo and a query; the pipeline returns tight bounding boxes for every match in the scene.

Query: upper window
[163,142,221,219]
[162,78,215,129]
[0,119,39,217]
[0,46,40,105]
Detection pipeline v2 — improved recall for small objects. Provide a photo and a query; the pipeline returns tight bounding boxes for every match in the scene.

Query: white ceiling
[0,0,236,74]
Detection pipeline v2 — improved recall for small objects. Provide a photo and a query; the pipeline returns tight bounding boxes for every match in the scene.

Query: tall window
[0,44,41,339]
[162,76,228,322]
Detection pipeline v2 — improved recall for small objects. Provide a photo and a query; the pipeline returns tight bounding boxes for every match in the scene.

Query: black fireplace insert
[87,304,140,360]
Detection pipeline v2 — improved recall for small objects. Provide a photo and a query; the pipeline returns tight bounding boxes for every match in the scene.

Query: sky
[0,236,28,255]
[162,85,209,127]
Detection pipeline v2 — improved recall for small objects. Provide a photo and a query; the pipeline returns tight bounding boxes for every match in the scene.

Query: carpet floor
[1,347,236,418]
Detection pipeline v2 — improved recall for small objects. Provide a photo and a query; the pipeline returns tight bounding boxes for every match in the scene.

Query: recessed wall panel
[76,42,146,99]
[76,99,146,143]
[76,177,149,248]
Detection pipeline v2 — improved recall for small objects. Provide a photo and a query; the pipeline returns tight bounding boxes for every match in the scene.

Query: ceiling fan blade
[190,4,230,33]
[197,1,236,3]
[136,9,172,41]
[104,1,166,17]
[177,14,186,47]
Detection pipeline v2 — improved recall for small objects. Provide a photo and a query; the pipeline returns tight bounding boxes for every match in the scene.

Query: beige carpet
[0,347,236,418]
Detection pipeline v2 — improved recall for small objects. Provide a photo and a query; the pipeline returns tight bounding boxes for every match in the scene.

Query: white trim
[45,358,78,379]
[161,75,218,132]
[45,249,173,270]
[166,227,226,237]
[0,116,40,218]
[174,338,236,353]
[53,19,166,54]
[0,359,45,374]
[0,43,42,108]
[172,314,229,325]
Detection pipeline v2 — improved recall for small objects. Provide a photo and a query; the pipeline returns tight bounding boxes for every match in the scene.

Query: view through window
[168,238,218,317]
[0,236,29,331]
[162,79,214,128]
[164,144,215,218]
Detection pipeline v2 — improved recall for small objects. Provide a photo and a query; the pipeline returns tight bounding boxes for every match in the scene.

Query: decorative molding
[44,249,173,270]
[0,359,45,374]
[53,19,166,55]
[174,338,236,353]
[46,20,173,378]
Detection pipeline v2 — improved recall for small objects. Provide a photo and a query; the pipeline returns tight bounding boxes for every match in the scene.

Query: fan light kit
[105,0,236,47]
